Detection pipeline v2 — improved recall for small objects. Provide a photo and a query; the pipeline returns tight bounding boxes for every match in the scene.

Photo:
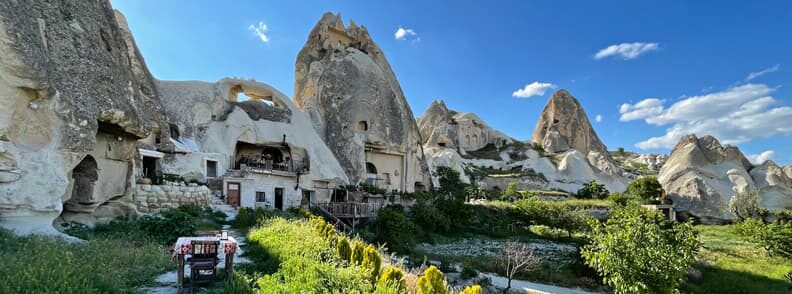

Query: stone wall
[133,183,211,213]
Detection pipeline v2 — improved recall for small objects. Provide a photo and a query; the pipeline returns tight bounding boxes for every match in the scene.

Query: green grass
[559,198,612,209]
[683,225,792,294]
[0,228,172,293]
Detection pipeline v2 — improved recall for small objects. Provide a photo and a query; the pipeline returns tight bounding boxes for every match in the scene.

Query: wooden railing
[315,202,383,219]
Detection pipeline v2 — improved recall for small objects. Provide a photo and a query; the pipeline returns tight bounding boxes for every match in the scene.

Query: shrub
[435,166,468,201]
[417,265,447,294]
[460,262,477,279]
[377,266,407,293]
[336,236,352,263]
[459,285,483,294]
[411,200,451,234]
[351,240,366,266]
[607,192,633,206]
[371,205,416,253]
[581,205,700,294]
[577,181,609,199]
[514,198,591,236]
[232,207,282,230]
[362,244,383,282]
[501,182,521,200]
[735,218,792,260]
[729,189,768,221]
[626,176,663,202]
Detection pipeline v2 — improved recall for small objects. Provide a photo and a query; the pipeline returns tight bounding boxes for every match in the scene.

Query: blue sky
[112,0,792,165]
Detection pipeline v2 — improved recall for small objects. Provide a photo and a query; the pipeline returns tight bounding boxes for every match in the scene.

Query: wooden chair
[189,240,220,289]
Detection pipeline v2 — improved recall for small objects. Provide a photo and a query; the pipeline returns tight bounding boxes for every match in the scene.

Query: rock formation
[418,92,627,193]
[0,1,167,234]
[659,134,792,223]
[294,13,430,192]
[532,90,624,182]
[418,100,514,151]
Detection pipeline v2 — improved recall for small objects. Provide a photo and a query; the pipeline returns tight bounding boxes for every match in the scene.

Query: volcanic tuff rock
[418,100,514,151]
[0,1,166,234]
[293,13,430,190]
[659,134,792,223]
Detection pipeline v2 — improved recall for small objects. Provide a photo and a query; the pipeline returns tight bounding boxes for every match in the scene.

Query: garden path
[141,198,248,293]
[481,272,602,294]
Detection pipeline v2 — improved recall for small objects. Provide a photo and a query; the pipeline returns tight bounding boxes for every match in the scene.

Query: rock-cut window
[357,121,368,131]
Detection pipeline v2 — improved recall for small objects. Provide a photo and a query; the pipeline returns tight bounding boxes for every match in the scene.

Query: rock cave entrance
[63,155,99,214]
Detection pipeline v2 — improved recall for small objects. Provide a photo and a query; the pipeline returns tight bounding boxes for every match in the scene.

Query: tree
[501,182,521,200]
[371,205,416,253]
[361,244,382,282]
[728,188,767,221]
[417,265,447,294]
[627,176,663,202]
[496,241,541,293]
[581,206,700,294]
[435,166,468,201]
[336,236,352,263]
[577,181,609,199]
[350,240,366,265]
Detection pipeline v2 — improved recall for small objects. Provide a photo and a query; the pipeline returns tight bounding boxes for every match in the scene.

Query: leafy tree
[371,205,416,253]
[411,200,451,234]
[417,265,447,294]
[728,188,768,221]
[607,192,633,206]
[735,218,792,260]
[577,181,609,199]
[435,166,468,201]
[501,182,521,200]
[627,176,663,202]
[581,206,700,294]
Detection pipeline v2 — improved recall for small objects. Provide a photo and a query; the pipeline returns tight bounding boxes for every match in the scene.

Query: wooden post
[177,254,184,288]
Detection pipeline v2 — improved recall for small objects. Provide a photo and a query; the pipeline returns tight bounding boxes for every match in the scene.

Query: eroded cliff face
[0,1,164,234]
[418,100,514,151]
[659,134,792,223]
[294,13,430,191]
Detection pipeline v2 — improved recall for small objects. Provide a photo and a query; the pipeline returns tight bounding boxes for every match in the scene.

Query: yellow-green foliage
[377,266,407,292]
[459,285,483,294]
[417,265,447,294]
[362,244,383,281]
[351,239,366,265]
[336,236,352,263]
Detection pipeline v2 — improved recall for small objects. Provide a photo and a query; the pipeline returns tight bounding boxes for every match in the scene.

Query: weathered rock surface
[532,90,624,182]
[0,2,164,234]
[659,134,792,223]
[294,13,430,191]
[418,100,514,151]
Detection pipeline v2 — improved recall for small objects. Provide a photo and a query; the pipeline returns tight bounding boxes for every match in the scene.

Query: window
[357,121,368,131]
[438,142,447,147]
[383,173,391,185]
[256,191,266,203]
[206,160,217,178]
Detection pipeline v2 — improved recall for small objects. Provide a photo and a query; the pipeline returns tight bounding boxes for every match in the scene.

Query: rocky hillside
[659,134,792,223]
[293,13,430,190]
[420,90,629,193]
[610,149,668,177]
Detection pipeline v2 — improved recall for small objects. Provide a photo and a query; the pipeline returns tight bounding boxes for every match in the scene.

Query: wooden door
[227,182,240,207]
[274,187,284,211]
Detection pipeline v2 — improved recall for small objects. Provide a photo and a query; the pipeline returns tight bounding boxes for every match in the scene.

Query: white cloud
[619,98,664,122]
[595,115,603,123]
[629,83,792,150]
[512,82,557,98]
[747,150,776,164]
[248,21,270,43]
[744,64,780,82]
[594,42,659,60]
[395,27,417,40]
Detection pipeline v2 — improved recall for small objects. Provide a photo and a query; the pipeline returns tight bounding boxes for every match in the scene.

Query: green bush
[377,266,407,293]
[501,182,521,200]
[626,176,663,203]
[362,244,383,282]
[370,205,416,253]
[514,198,591,236]
[351,240,366,265]
[232,207,284,230]
[728,189,768,221]
[460,262,478,279]
[336,236,352,263]
[417,265,447,294]
[411,200,451,234]
[581,205,700,294]
[576,181,609,199]
[607,192,633,206]
[735,218,792,260]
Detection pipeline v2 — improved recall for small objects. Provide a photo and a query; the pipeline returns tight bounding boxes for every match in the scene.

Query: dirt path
[481,272,601,294]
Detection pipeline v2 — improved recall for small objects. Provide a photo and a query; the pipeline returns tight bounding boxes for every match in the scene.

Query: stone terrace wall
[133,183,211,213]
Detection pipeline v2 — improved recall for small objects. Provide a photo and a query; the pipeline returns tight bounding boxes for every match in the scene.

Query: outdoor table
[172,236,238,287]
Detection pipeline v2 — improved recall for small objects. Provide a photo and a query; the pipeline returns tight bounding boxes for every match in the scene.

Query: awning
[139,148,165,158]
